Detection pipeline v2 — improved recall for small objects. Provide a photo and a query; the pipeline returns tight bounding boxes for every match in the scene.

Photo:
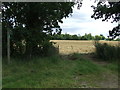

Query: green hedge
[94,41,120,61]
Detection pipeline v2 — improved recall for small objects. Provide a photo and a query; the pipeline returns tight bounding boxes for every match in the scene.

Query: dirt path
[60,53,118,88]
[81,54,119,88]
[81,54,109,66]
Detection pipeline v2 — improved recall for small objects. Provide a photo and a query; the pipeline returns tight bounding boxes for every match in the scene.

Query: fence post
[58,45,59,53]
[7,28,10,63]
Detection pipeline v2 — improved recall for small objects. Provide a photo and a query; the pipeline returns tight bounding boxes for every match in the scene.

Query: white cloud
[59,0,118,37]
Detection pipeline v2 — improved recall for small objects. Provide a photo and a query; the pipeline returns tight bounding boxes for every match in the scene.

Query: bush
[10,40,59,60]
[33,41,59,57]
[94,40,120,61]
[44,42,59,57]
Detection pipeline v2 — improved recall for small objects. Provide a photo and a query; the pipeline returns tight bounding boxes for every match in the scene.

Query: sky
[59,0,118,37]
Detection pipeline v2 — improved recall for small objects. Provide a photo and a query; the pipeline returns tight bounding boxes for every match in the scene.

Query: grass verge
[2,54,118,88]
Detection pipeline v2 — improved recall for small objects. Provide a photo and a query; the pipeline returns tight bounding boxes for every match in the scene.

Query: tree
[72,35,79,40]
[2,2,74,59]
[94,35,102,40]
[100,34,105,40]
[63,34,71,40]
[85,33,94,40]
[81,36,87,40]
[109,25,120,39]
[91,1,120,39]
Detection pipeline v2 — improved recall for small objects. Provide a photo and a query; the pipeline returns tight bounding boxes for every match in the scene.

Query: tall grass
[94,40,120,61]
[3,53,106,88]
[3,52,118,88]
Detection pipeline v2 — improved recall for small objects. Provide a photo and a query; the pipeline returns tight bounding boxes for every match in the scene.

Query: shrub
[38,41,59,57]
[45,43,59,57]
[11,40,59,60]
[94,40,120,61]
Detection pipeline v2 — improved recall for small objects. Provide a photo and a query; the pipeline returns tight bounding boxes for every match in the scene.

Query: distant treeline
[51,33,105,40]
[51,33,120,41]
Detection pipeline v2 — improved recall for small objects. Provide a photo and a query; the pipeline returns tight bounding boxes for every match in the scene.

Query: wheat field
[50,40,119,54]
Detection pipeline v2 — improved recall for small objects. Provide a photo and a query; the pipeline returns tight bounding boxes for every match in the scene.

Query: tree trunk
[25,41,32,60]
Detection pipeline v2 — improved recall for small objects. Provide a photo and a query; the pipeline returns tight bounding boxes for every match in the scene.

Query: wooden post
[7,28,10,63]
[0,2,2,89]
